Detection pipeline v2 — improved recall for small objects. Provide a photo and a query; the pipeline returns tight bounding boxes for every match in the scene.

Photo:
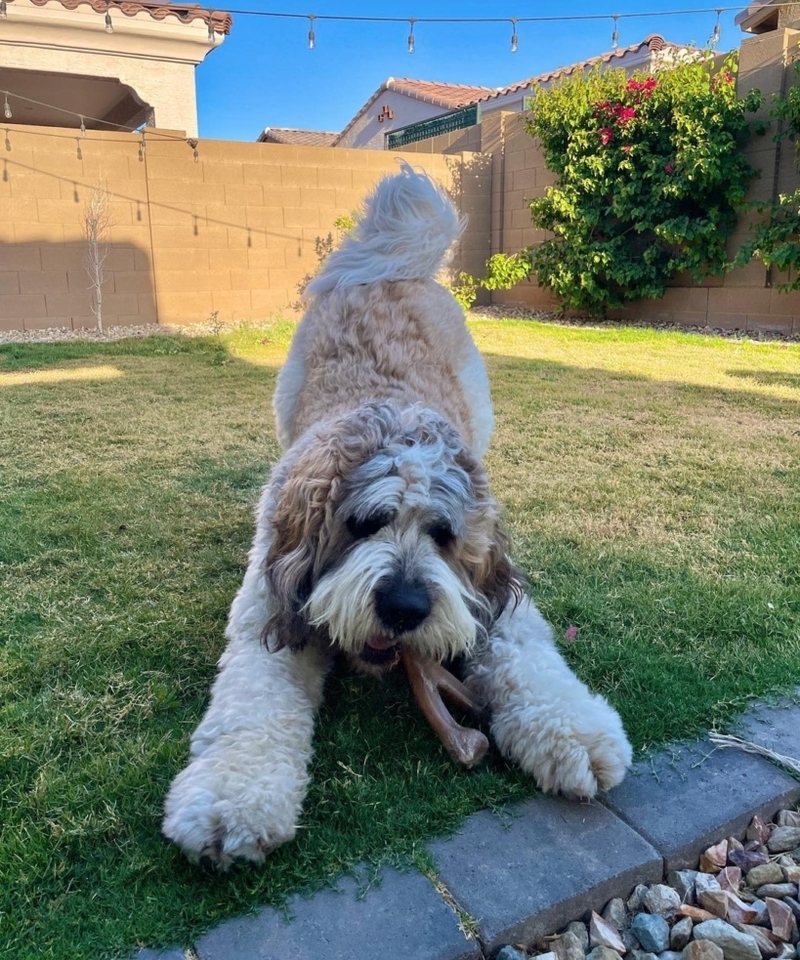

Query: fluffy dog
[163,163,632,868]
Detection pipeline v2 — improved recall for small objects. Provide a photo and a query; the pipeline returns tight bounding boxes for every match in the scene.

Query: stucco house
[257,34,676,151]
[736,0,800,33]
[0,0,230,137]
[331,77,495,150]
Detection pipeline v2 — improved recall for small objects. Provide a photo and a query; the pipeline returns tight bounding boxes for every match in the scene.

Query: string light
[510,18,518,54]
[104,6,113,32]
[407,17,415,54]
[307,14,315,49]
[79,115,86,136]
[611,14,619,49]
[710,8,721,46]
[0,1,7,19]
[208,13,215,43]
[3,94,11,120]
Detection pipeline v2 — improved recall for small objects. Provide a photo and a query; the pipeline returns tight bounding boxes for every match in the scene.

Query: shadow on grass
[727,368,800,390]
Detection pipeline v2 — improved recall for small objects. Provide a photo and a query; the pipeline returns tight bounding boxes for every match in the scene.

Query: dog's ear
[261,406,395,652]
[454,447,526,630]
[472,512,525,628]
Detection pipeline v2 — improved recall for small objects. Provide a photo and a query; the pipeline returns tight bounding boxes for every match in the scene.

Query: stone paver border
[136,690,800,960]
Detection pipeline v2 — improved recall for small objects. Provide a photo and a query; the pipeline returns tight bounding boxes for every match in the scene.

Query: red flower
[622,145,632,153]
[664,163,674,173]
[617,106,636,124]
[626,75,658,98]
[599,127,613,145]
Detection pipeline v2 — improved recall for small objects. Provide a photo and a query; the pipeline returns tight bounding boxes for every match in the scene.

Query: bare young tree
[83,178,112,334]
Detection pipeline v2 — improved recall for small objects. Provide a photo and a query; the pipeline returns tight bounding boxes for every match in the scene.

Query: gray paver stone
[602,733,800,872]
[427,795,661,954]
[195,867,480,960]
[731,688,800,759]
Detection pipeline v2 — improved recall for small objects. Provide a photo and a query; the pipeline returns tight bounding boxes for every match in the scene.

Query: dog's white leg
[162,555,327,869]
[466,597,632,797]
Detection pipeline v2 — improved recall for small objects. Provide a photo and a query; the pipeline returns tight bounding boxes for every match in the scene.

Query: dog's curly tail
[304,161,465,299]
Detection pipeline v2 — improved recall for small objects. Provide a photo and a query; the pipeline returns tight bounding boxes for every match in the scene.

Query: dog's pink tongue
[367,636,396,651]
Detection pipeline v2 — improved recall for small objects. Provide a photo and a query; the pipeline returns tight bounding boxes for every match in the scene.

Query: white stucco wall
[337,90,452,150]
[0,0,222,136]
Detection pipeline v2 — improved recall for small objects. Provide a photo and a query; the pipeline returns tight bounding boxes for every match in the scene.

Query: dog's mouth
[359,635,400,667]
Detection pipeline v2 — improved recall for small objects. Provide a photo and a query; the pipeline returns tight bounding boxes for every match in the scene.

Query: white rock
[567,921,590,951]
[696,875,724,897]
[591,911,628,953]
[629,885,651,912]
[554,930,588,960]
[644,885,682,919]
[603,898,630,932]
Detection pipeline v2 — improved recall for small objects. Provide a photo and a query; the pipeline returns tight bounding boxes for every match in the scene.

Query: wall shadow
[0,239,157,334]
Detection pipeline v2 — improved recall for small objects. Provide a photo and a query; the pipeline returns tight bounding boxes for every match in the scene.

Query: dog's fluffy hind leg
[465,597,632,797]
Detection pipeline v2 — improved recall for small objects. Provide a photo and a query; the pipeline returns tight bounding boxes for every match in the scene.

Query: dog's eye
[347,513,392,540]
[428,522,455,549]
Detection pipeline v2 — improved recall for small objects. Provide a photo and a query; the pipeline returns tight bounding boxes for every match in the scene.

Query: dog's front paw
[162,735,309,869]
[530,718,632,798]
[494,694,632,799]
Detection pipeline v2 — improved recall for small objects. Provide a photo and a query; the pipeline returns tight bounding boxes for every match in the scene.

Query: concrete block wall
[0,127,490,332]
[7,21,800,339]
[0,126,156,332]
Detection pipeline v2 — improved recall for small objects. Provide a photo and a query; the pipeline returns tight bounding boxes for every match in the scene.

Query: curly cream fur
[163,166,632,868]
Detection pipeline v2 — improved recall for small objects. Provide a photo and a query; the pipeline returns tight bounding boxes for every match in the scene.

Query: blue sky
[195,1,745,142]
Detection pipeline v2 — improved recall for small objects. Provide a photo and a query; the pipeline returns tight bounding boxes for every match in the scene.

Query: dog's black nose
[375,579,431,633]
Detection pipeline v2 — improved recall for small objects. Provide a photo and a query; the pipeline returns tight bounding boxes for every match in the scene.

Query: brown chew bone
[401,649,489,768]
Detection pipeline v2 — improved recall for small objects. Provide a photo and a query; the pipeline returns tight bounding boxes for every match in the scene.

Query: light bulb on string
[510,18,518,54]
[710,9,722,47]
[3,94,11,120]
[207,14,215,43]
[611,15,619,50]
[0,2,8,20]
[104,7,113,32]
[407,18,415,54]
[307,15,315,50]
[79,115,86,137]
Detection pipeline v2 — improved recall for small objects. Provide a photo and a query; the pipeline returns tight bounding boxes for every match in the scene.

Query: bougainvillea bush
[738,62,800,287]
[520,54,762,314]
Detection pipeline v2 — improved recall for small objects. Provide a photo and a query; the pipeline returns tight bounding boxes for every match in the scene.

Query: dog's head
[262,402,523,673]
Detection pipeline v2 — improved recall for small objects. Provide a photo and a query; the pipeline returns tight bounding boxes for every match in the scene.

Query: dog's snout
[375,579,431,633]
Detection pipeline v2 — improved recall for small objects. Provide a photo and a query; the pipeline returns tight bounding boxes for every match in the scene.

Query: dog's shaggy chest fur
[162,165,632,869]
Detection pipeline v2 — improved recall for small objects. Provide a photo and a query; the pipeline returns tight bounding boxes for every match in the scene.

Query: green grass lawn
[1,319,798,960]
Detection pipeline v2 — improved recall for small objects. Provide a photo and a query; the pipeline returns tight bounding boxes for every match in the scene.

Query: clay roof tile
[258,128,338,147]
[479,34,670,102]
[17,0,232,35]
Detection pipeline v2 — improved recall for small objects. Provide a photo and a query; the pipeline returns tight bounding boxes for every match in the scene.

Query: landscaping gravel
[495,807,800,960]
